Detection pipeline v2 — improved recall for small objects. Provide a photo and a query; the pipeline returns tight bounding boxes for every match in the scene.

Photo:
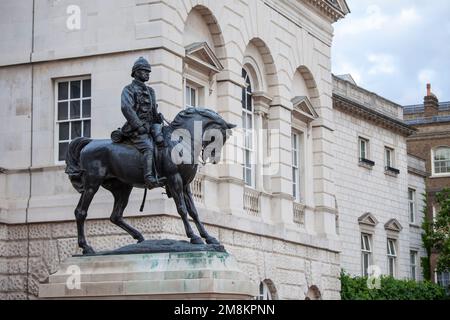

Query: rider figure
[120,57,165,189]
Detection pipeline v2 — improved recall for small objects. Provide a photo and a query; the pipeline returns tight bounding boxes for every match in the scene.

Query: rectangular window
[185,84,197,108]
[437,272,450,294]
[410,251,417,281]
[359,137,369,160]
[361,234,372,277]
[387,239,397,277]
[56,77,91,162]
[433,147,450,175]
[292,131,303,202]
[242,69,254,188]
[408,188,416,224]
[385,147,394,168]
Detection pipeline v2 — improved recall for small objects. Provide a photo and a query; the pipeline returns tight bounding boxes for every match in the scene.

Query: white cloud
[333,60,363,84]
[367,54,396,75]
[398,7,421,25]
[337,4,422,36]
[418,69,436,85]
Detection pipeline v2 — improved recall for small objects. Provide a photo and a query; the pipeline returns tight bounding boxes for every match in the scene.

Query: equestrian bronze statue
[65,57,236,254]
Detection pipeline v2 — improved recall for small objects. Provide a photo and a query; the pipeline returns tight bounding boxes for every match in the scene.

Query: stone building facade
[0,0,350,299]
[333,75,426,281]
[404,85,450,288]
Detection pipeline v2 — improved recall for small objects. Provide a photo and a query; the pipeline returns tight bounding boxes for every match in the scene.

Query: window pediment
[185,42,224,75]
[384,219,403,232]
[358,212,379,227]
[292,96,319,123]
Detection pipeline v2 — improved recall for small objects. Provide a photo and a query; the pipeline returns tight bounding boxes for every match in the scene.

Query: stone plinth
[39,249,257,300]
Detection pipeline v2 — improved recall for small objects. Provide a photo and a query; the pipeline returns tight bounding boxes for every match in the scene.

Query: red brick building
[404,84,450,289]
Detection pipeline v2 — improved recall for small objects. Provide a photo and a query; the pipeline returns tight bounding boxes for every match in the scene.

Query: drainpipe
[24,0,36,300]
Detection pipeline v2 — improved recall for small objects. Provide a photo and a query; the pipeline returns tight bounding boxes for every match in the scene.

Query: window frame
[185,83,198,108]
[385,146,394,168]
[361,233,372,277]
[257,281,273,300]
[242,68,255,188]
[410,250,418,281]
[54,76,92,164]
[359,137,369,161]
[432,147,450,177]
[387,238,397,277]
[291,130,304,203]
[408,188,417,224]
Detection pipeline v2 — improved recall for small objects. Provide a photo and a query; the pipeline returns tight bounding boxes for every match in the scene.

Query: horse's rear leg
[105,181,144,243]
[184,185,220,245]
[75,185,99,254]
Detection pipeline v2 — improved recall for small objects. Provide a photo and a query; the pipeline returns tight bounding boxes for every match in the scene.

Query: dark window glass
[58,82,68,100]
[71,121,82,139]
[70,80,81,99]
[57,102,68,120]
[59,122,70,141]
[58,142,69,161]
[70,100,80,119]
[246,92,252,111]
[82,99,91,118]
[83,120,91,138]
[82,79,91,97]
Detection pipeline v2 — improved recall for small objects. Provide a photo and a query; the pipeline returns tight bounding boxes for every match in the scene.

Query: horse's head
[170,107,236,164]
[198,108,236,164]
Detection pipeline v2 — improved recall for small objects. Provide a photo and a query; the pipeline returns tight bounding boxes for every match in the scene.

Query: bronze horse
[65,107,236,254]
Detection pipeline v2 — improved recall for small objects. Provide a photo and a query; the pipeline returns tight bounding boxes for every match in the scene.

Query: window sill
[359,159,375,170]
[385,167,400,177]
[430,174,450,179]
[409,223,421,229]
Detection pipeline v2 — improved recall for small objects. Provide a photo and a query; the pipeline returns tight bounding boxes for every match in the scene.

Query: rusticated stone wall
[0,215,340,300]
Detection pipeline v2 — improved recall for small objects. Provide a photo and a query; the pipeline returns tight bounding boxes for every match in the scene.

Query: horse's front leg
[75,185,99,255]
[168,174,203,244]
[184,185,220,245]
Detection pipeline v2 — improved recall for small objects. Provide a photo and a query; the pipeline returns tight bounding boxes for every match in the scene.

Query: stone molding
[333,93,416,136]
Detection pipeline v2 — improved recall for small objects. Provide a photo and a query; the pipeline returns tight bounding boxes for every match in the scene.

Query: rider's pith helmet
[131,57,152,77]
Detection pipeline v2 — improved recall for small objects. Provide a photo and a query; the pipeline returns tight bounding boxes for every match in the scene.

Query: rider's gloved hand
[137,125,147,135]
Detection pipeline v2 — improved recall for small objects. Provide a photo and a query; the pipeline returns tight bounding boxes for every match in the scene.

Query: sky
[332,0,450,106]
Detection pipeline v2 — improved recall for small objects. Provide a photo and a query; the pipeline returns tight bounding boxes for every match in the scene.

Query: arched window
[242,68,255,187]
[433,147,450,175]
[257,280,277,300]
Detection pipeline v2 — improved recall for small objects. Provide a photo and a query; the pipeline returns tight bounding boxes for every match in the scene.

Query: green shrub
[340,271,447,300]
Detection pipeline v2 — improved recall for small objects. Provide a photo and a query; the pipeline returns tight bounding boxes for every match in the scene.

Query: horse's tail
[65,137,92,193]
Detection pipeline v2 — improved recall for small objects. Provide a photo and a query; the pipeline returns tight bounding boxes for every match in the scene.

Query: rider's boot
[143,151,159,189]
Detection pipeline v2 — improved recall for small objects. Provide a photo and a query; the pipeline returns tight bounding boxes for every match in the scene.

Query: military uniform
[119,57,164,188]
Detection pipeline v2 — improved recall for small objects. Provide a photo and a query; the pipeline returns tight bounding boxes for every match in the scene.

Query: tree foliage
[340,271,447,300]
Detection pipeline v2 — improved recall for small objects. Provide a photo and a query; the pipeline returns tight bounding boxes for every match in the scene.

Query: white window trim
[358,137,370,161]
[361,233,372,277]
[408,187,417,224]
[384,146,395,168]
[410,250,418,281]
[431,147,450,177]
[292,130,304,203]
[387,238,397,277]
[257,281,272,300]
[185,83,198,108]
[242,68,256,188]
[54,75,91,165]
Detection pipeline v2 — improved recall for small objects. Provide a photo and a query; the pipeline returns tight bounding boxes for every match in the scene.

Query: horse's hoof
[190,237,204,245]
[82,246,95,255]
[205,237,220,245]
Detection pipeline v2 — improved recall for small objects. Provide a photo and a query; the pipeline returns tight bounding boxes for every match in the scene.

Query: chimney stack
[424,83,439,118]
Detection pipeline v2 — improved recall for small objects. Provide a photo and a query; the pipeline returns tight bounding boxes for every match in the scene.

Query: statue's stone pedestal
[39,250,257,300]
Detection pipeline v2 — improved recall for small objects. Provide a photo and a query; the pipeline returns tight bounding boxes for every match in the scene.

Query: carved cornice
[304,0,350,22]
[333,94,416,137]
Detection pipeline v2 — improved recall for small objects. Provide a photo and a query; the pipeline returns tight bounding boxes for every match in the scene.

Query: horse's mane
[169,107,226,130]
